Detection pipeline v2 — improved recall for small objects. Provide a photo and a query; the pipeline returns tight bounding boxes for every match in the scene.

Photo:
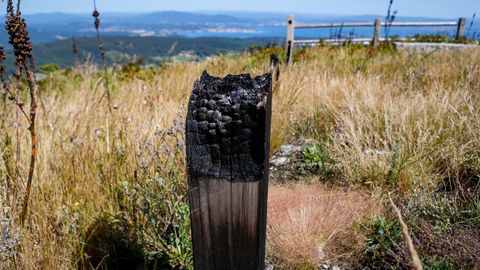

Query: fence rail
[286,15,467,64]
[295,21,459,29]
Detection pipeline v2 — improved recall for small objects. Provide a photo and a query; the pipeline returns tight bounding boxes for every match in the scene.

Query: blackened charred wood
[186,71,272,270]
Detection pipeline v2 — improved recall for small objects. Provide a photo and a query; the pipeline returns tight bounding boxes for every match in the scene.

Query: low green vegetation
[27,36,278,68]
[360,215,405,269]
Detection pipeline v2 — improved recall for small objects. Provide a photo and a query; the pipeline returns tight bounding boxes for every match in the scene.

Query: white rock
[270,156,290,167]
[278,144,302,156]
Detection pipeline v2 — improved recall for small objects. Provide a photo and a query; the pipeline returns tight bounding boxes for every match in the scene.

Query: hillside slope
[27,36,278,67]
[1,45,479,269]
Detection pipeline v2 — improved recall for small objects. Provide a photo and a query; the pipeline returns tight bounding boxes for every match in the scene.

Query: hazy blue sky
[18,0,479,18]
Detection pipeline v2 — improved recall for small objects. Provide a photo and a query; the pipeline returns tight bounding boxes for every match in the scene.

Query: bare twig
[21,67,36,226]
[466,13,476,40]
[384,0,398,39]
[389,195,423,270]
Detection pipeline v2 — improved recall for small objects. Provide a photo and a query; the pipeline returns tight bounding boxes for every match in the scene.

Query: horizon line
[20,10,463,20]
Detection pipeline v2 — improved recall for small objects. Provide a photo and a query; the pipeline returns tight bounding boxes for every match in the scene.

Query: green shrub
[302,144,331,173]
[37,63,60,74]
[424,257,456,270]
[360,214,405,268]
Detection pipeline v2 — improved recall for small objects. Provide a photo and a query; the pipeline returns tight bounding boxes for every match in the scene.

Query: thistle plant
[92,0,111,111]
[4,0,38,225]
[92,1,104,63]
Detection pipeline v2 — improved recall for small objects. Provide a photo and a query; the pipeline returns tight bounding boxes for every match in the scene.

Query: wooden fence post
[186,71,273,270]
[373,18,382,46]
[270,54,280,81]
[456,17,467,41]
[286,15,294,65]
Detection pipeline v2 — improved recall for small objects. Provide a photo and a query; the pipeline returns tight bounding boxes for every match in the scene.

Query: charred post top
[186,71,272,183]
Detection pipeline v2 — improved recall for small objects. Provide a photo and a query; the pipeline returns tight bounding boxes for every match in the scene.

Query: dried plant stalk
[92,0,111,111]
[389,196,423,270]
[4,0,38,225]
[72,36,79,66]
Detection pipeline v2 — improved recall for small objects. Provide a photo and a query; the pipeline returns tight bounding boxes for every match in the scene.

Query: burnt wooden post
[186,71,272,270]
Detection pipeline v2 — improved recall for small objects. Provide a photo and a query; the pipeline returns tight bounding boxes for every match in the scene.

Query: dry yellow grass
[0,45,478,268]
[267,183,382,269]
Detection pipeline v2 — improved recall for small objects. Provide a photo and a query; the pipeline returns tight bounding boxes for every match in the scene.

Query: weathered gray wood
[385,21,458,27]
[286,15,294,65]
[186,71,272,270]
[295,38,374,44]
[295,21,458,29]
[456,17,467,41]
[296,22,374,28]
[373,19,382,47]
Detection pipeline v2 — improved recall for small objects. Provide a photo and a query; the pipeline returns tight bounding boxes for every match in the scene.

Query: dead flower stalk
[4,0,38,225]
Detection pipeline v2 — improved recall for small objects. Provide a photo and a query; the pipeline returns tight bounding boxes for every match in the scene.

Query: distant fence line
[286,15,467,64]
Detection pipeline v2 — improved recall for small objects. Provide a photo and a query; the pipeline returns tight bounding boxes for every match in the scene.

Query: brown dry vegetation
[0,45,479,269]
[267,183,382,269]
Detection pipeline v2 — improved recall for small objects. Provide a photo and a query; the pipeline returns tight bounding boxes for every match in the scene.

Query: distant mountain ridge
[0,10,477,71]
[5,36,278,69]
[1,11,476,45]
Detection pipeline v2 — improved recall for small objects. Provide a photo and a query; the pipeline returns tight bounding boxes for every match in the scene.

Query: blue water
[183,22,480,41]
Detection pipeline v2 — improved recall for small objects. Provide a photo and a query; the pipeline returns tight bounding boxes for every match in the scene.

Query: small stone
[278,144,303,156]
[270,157,290,167]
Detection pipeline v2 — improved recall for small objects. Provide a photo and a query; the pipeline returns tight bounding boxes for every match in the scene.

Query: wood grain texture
[186,71,272,270]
